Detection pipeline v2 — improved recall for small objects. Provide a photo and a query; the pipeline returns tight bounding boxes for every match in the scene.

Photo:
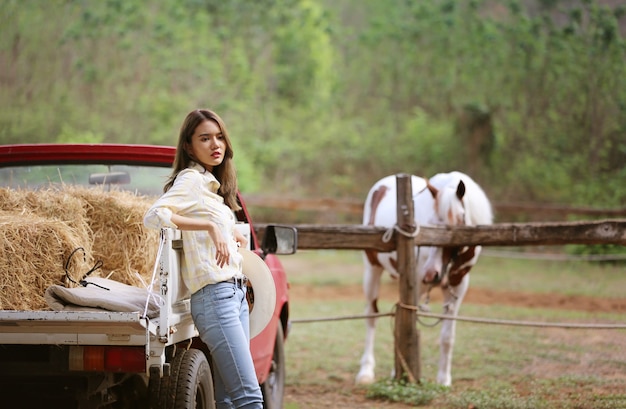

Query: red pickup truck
[0,143,296,409]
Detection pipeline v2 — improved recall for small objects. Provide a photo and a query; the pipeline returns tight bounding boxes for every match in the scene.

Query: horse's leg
[355,260,384,385]
[436,274,470,386]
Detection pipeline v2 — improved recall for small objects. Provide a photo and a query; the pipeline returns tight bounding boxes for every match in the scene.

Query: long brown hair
[164,109,240,210]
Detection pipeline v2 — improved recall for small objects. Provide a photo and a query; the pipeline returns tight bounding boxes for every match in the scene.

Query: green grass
[469,251,626,298]
[281,249,626,408]
[283,248,626,297]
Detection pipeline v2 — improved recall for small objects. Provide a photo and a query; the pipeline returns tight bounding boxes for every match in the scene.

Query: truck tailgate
[0,310,153,346]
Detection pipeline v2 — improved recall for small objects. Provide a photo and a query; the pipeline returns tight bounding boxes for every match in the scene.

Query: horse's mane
[459,175,493,226]
[433,171,493,226]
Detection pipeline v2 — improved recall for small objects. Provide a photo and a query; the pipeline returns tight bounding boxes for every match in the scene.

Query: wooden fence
[253,174,626,383]
[255,218,626,250]
[244,194,626,221]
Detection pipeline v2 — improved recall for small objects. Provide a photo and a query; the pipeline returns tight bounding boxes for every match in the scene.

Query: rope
[394,341,417,384]
[291,304,626,329]
[64,247,108,291]
[416,311,444,327]
[143,230,166,318]
[402,302,626,329]
[382,223,421,243]
[291,312,394,323]
[390,303,419,383]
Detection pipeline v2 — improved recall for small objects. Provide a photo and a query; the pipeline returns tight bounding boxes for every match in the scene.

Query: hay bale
[65,186,160,287]
[0,187,92,250]
[0,212,91,310]
[0,185,160,310]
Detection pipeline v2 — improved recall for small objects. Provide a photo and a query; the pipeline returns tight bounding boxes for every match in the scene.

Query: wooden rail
[255,219,626,251]
[244,195,626,218]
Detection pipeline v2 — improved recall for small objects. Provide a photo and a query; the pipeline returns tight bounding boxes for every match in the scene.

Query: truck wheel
[261,324,285,409]
[149,348,215,409]
[172,349,215,409]
[148,366,170,409]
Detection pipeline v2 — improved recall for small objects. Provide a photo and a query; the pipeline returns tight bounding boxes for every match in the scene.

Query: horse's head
[427,179,467,226]
[421,179,479,287]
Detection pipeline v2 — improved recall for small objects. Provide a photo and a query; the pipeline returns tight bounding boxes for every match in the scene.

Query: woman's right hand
[169,214,231,267]
[208,223,229,267]
[213,237,230,267]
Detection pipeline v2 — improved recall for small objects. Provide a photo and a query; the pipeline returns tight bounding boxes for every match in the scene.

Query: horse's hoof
[436,376,452,387]
[355,372,375,385]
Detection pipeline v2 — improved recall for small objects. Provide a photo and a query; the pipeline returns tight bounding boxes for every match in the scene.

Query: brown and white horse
[355,172,493,386]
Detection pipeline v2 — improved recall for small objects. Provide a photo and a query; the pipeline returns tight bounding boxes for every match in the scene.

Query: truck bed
[0,310,153,345]
[0,302,196,347]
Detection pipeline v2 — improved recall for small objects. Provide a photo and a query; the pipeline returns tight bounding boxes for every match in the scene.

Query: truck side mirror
[261,225,297,257]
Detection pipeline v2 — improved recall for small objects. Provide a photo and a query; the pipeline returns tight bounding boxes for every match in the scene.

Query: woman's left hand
[234,228,248,250]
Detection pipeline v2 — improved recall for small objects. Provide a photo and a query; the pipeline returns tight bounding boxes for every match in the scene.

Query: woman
[144,109,263,409]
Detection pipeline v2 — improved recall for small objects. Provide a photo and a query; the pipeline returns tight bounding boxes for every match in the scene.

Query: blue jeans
[191,282,264,409]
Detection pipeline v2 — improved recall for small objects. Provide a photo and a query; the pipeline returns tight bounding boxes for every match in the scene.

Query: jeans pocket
[212,285,236,301]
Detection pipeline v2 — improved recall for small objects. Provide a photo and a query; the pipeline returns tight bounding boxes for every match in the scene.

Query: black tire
[148,367,170,409]
[172,349,215,409]
[149,349,215,409]
[261,324,285,409]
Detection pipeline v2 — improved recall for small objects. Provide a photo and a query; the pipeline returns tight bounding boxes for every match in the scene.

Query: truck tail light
[69,346,146,373]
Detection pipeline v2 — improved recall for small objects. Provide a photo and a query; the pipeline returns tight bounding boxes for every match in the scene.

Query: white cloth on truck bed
[45,277,160,318]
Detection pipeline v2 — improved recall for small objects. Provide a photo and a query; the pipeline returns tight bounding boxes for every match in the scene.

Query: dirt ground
[289,282,626,314]
[283,281,626,408]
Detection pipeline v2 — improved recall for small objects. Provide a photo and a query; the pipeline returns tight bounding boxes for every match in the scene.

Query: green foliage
[365,378,446,406]
[56,125,103,144]
[1,0,625,210]
[232,141,262,194]
[565,243,626,262]
[271,0,335,106]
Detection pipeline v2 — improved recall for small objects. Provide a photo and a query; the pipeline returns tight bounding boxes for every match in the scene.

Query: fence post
[394,174,421,383]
